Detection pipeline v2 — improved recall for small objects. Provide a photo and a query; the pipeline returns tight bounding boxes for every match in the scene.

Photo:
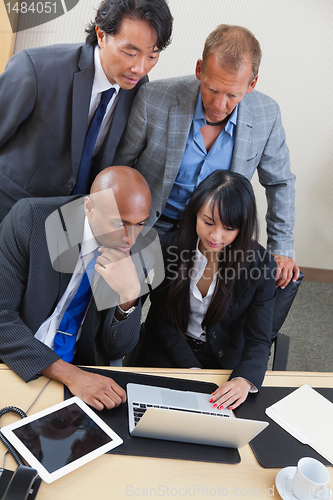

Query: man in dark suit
[0,166,163,411]
[0,0,173,221]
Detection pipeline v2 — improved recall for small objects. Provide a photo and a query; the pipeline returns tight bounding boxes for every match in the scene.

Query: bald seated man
[0,166,161,410]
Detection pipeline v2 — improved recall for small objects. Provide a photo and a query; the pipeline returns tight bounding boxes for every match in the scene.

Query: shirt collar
[194,91,238,136]
[190,239,218,299]
[81,217,100,257]
[191,239,208,283]
[92,45,120,96]
[195,237,208,265]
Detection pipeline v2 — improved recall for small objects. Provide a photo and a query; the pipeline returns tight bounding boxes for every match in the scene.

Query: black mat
[64,368,241,464]
[235,387,333,468]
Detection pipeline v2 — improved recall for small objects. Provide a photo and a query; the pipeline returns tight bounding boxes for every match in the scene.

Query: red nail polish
[219,405,224,409]
[209,398,214,403]
[213,403,218,408]
[229,406,233,410]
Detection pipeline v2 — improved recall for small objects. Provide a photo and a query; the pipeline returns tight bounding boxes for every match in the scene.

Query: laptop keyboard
[132,402,231,426]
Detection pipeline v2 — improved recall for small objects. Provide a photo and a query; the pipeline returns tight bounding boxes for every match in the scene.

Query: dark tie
[54,250,99,363]
[74,88,115,195]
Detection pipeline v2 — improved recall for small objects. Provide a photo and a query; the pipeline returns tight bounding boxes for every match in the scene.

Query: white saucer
[276,466,297,500]
[276,467,333,500]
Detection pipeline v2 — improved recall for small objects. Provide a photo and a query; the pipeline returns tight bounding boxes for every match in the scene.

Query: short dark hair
[85,0,173,51]
[202,25,262,82]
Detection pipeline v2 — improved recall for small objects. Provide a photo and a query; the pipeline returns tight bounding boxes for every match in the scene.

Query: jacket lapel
[55,199,86,297]
[34,199,84,323]
[71,45,95,179]
[230,95,255,173]
[96,78,147,170]
[162,78,200,204]
[95,89,129,169]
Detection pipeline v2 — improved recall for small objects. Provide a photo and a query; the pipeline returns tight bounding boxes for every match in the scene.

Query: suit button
[217,350,224,358]
[156,211,160,218]
[211,331,217,339]
[67,180,73,189]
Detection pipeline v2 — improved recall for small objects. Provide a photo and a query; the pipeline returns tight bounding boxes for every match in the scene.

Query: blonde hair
[202,25,262,82]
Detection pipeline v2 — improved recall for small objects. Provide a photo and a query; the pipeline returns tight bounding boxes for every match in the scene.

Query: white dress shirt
[186,240,217,341]
[186,240,257,391]
[34,218,99,349]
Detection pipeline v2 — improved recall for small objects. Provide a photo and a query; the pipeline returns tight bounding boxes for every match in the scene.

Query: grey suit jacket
[0,43,147,220]
[114,75,295,256]
[0,196,152,383]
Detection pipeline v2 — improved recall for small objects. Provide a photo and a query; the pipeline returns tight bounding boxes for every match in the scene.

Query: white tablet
[1,396,123,483]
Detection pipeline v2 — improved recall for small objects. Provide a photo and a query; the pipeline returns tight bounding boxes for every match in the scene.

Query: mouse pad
[64,368,241,464]
[235,387,333,468]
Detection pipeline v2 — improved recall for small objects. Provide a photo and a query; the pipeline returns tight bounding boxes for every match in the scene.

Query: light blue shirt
[163,92,238,220]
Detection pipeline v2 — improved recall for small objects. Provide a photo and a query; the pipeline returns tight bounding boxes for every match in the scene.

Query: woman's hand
[209,379,252,410]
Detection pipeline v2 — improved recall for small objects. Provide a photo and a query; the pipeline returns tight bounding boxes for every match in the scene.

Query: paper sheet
[265,384,333,464]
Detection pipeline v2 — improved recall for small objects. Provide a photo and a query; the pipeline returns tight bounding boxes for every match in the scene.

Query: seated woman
[143,170,277,410]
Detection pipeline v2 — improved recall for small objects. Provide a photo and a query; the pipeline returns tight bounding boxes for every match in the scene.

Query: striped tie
[54,250,98,362]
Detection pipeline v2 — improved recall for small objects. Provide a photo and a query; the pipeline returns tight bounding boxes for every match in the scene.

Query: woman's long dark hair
[164,170,259,334]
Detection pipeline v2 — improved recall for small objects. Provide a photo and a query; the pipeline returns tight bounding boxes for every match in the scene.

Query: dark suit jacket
[145,232,277,389]
[0,43,147,220]
[0,196,154,383]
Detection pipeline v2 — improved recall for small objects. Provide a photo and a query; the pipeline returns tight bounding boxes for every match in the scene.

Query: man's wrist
[41,359,77,386]
[116,304,136,319]
[114,298,138,321]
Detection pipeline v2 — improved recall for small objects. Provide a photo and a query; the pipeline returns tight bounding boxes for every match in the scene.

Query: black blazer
[0,43,147,219]
[0,196,161,382]
[145,232,277,389]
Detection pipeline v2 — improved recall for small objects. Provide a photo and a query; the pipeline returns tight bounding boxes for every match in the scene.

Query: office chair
[271,272,304,371]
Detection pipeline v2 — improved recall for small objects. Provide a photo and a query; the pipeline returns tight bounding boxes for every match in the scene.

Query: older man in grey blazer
[114,25,299,288]
[0,0,173,221]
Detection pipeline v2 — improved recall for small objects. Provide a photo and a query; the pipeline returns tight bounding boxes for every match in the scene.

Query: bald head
[91,165,151,206]
[85,166,151,249]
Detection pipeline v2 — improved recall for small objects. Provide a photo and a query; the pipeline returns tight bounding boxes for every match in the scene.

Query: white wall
[14,0,333,269]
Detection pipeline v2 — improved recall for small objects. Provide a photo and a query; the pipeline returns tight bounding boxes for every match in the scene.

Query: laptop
[127,383,269,448]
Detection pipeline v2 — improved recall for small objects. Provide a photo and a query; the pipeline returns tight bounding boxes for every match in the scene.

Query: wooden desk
[1,366,332,499]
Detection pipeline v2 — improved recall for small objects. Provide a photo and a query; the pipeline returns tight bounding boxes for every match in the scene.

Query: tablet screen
[1,397,123,483]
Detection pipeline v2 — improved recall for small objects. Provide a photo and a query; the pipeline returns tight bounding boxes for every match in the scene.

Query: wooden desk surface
[1,366,332,499]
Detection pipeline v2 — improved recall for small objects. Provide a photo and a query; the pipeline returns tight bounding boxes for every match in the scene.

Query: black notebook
[64,368,241,464]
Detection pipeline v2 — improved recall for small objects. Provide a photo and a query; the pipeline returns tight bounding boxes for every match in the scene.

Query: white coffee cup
[292,457,330,500]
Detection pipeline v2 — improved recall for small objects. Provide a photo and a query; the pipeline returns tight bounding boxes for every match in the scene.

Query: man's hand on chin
[95,247,141,300]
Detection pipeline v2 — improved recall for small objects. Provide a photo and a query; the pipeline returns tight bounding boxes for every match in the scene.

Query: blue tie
[74,88,115,195]
[54,250,99,363]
